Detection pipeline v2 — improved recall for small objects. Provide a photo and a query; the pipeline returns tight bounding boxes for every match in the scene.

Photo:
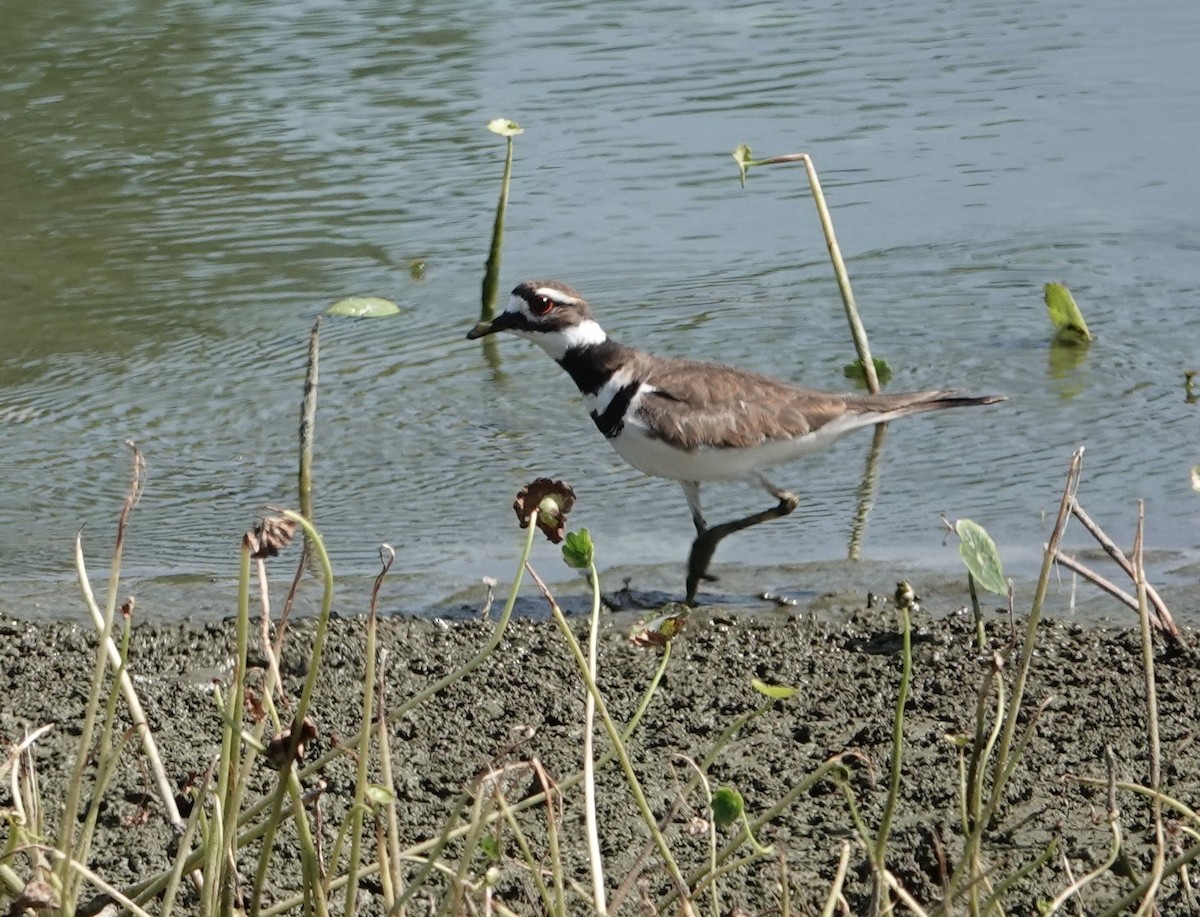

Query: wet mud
[2,604,1198,914]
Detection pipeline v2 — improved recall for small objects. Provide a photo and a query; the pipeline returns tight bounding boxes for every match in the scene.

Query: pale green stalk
[873,600,912,870]
[343,594,379,917]
[582,558,607,916]
[528,565,696,913]
[60,448,143,908]
[159,764,214,917]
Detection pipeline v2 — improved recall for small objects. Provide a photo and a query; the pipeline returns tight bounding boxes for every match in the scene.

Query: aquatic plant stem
[481,124,520,322]
[736,149,879,393]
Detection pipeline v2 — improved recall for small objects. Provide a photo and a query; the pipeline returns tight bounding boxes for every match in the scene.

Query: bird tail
[863,390,1007,421]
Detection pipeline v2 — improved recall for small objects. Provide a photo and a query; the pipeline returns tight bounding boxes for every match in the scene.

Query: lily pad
[326,297,401,318]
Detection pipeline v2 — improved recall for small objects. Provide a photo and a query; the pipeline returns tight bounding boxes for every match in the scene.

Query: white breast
[607,412,865,483]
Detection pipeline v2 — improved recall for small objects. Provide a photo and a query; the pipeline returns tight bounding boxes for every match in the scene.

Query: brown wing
[631,352,1002,452]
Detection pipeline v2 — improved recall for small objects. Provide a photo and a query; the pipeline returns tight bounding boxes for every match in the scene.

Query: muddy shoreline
[2,604,1197,914]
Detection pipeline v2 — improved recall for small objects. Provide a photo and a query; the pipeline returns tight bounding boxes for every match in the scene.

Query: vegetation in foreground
[2,445,1198,916]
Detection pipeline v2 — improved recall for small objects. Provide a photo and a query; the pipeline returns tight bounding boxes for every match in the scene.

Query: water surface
[2,1,1197,621]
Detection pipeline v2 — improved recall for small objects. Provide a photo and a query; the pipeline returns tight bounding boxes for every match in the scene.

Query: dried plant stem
[299,317,319,558]
[1067,497,1179,639]
[986,447,1083,812]
[1132,503,1166,915]
[821,841,853,917]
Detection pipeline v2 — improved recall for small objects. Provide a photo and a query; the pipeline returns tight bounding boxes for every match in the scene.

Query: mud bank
[2,606,1197,914]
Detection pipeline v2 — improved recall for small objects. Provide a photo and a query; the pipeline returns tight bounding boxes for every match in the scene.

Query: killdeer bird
[468,280,1004,604]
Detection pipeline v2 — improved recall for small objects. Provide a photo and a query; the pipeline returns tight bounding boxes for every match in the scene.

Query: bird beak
[466,319,495,340]
[468,309,521,339]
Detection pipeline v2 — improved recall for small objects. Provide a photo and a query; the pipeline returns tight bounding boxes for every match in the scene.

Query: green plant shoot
[562,529,594,569]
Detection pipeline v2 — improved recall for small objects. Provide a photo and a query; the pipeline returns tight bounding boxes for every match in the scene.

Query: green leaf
[326,296,400,318]
[562,529,594,569]
[1044,282,1092,344]
[487,118,523,137]
[955,519,1007,596]
[842,357,892,387]
[1191,464,1199,494]
[479,835,501,861]
[408,258,427,281]
[364,784,394,806]
[732,143,753,188]
[751,678,798,700]
[710,786,744,827]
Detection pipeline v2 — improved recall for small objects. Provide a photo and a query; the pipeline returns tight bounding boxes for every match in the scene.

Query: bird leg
[684,475,800,605]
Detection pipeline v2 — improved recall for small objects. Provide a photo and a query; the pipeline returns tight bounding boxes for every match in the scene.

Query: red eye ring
[530,295,554,316]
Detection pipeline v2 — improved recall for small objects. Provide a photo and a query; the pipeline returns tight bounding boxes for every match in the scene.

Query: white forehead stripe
[534,286,583,306]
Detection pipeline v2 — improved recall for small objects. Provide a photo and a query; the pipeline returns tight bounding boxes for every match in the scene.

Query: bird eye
[530,295,554,316]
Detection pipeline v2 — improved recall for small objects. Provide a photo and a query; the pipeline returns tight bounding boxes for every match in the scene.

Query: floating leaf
[843,357,892,387]
[562,528,594,569]
[710,786,744,827]
[487,118,523,137]
[408,259,427,281]
[1044,282,1092,345]
[955,519,1006,596]
[751,678,798,700]
[732,143,754,188]
[326,296,400,318]
[1191,464,1199,494]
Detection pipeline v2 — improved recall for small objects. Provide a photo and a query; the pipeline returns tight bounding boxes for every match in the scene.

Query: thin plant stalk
[1132,503,1166,914]
[131,523,543,910]
[821,841,853,917]
[343,547,392,917]
[374,649,404,910]
[525,564,697,916]
[250,510,335,917]
[481,125,519,322]
[582,557,607,916]
[59,446,146,903]
[299,317,319,552]
[738,150,879,393]
[985,447,1083,815]
[872,596,913,903]
[215,534,253,892]
[159,763,215,917]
